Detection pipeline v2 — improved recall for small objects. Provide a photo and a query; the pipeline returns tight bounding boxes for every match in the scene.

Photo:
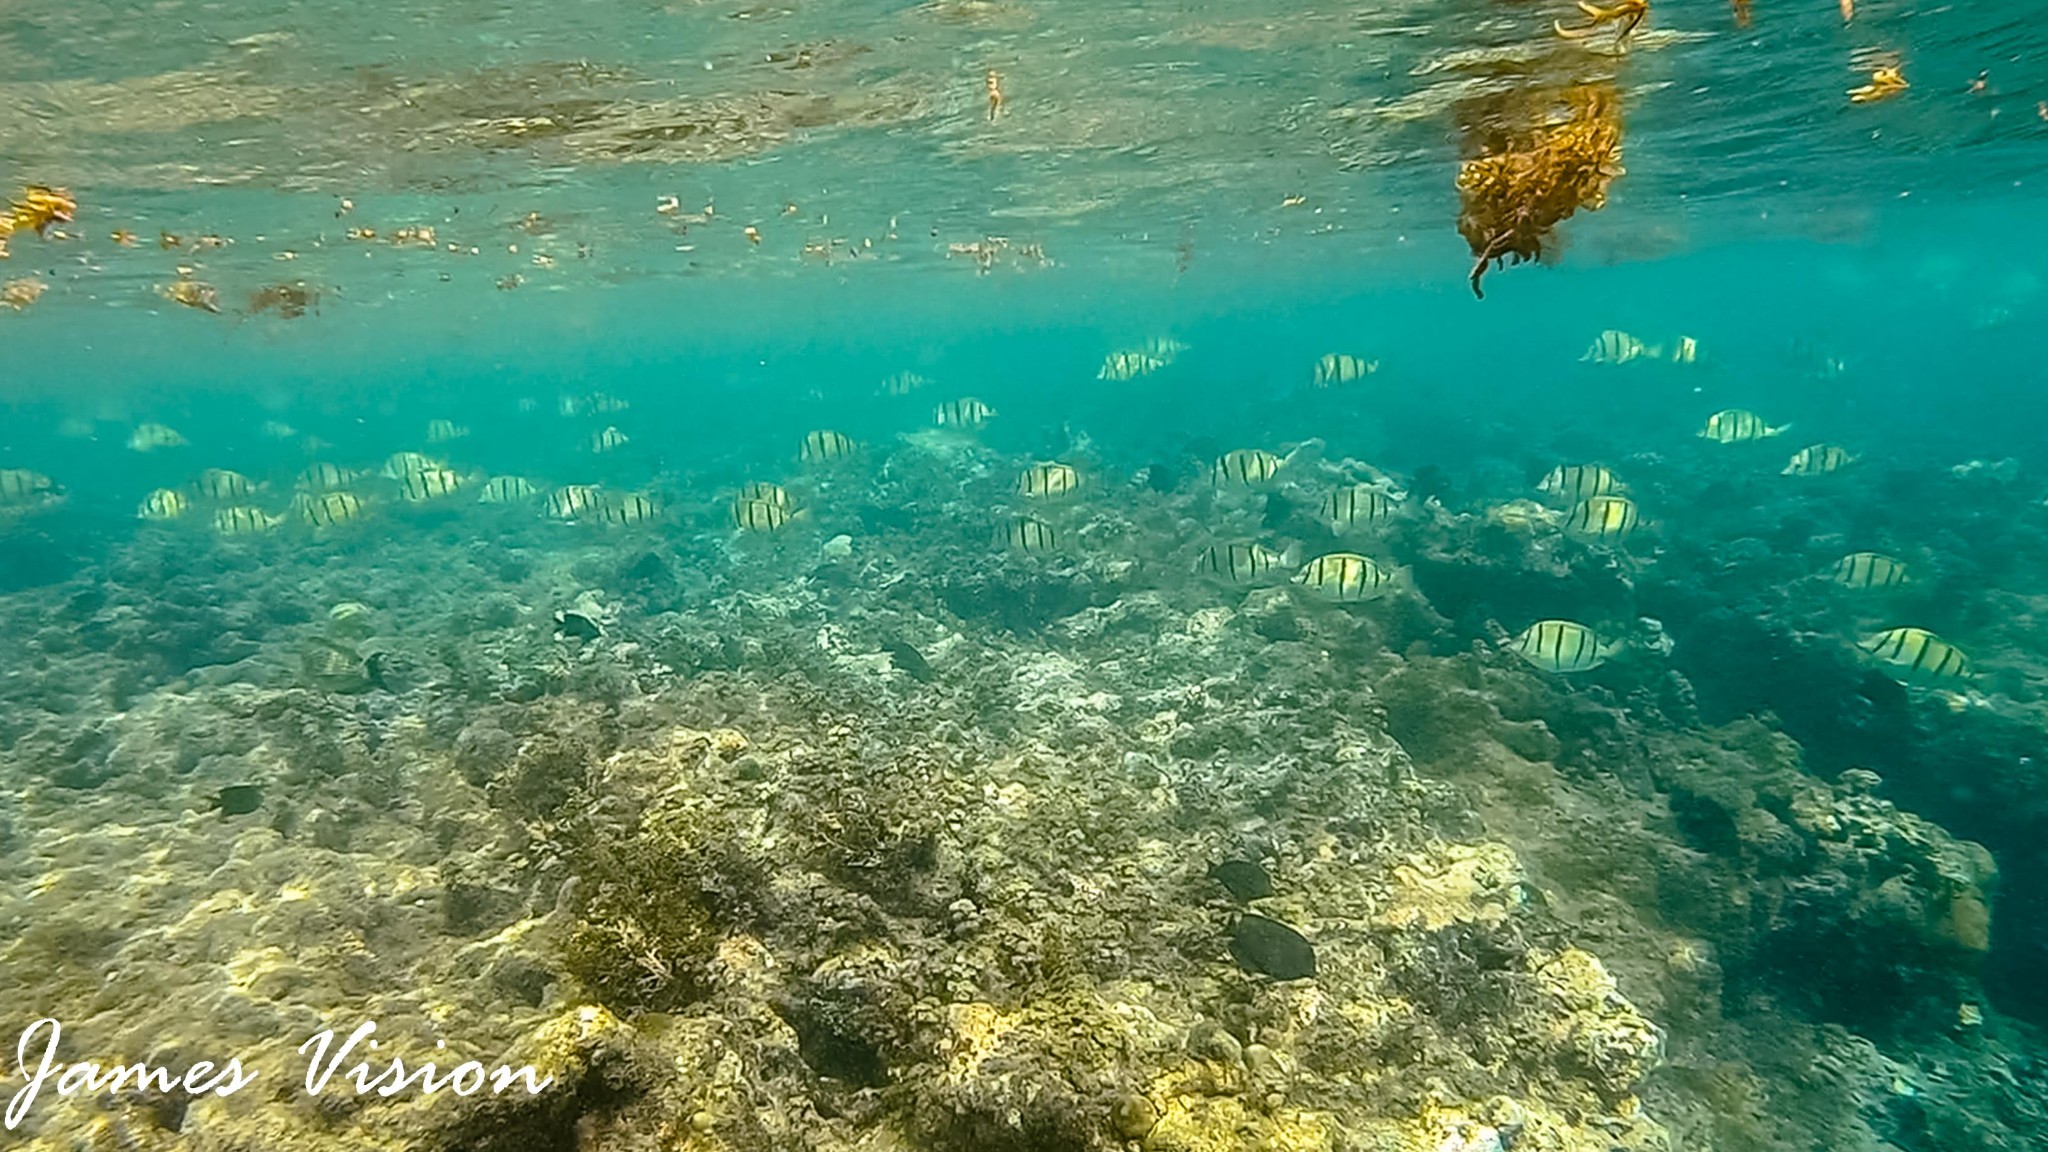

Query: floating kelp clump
[1455,85,1625,298]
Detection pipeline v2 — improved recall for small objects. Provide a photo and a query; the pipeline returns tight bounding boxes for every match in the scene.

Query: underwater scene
[4,0,2048,1149]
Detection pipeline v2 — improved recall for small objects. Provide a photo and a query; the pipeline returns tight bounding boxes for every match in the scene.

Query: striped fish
[1098,349,1167,381]
[741,481,794,508]
[1018,462,1081,498]
[426,419,470,443]
[1583,330,1656,365]
[881,371,929,396]
[1701,409,1788,443]
[1669,336,1699,365]
[212,506,281,536]
[1783,444,1855,476]
[1860,627,1972,685]
[1212,448,1286,488]
[590,426,629,453]
[801,430,858,462]
[1292,552,1393,601]
[998,516,1058,553]
[733,496,796,531]
[381,451,442,480]
[478,476,539,504]
[297,463,361,493]
[298,491,365,527]
[398,467,464,502]
[543,485,602,520]
[1511,620,1621,673]
[1196,542,1293,584]
[1832,551,1908,589]
[137,488,189,521]
[195,468,257,501]
[0,468,57,504]
[127,423,187,452]
[1311,353,1378,387]
[1537,464,1618,502]
[936,398,994,428]
[1323,484,1397,529]
[1564,495,1640,542]
[599,493,659,526]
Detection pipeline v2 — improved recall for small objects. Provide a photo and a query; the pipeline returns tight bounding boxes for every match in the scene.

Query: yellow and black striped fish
[590,426,629,453]
[733,496,796,531]
[0,468,57,504]
[1141,336,1189,363]
[1212,448,1285,488]
[1098,349,1167,381]
[1564,495,1640,542]
[298,491,365,527]
[936,398,994,428]
[1859,627,1972,685]
[1669,336,1699,365]
[1196,542,1293,584]
[881,371,929,396]
[381,451,442,480]
[127,423,187,452]
[1537,464,1618,502]
[1323,484,1397,529]
[543,484,602,519]
[426,419,470,443]
[1292,552,1393,601]
[195,468,257,501]
[998,516,1058,553]
[801,430,858,462]
[1832,551,1908,589]
[1511,620,1620,673]
[398,467,464,502]
[479,476,539,504]
[212,506,281,536]
[297,463,360,493]
[599,493,659,526]
[1018,462,1081,498]
[1311,353,1378,387]
[1782,444,1855,476]
[137,488,189,521]
[1582,330,1655,365]
[741,481,793,508]
[1701,409,1788,443]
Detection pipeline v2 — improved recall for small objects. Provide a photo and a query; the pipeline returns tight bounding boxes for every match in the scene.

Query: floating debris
[162,278,221,314]
[1457,85,1624,298]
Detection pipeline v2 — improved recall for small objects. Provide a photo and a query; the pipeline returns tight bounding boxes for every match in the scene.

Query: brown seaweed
[1455,84,1625,298]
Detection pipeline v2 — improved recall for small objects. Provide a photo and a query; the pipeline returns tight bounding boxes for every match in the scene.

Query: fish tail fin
[1769,422,1793,438]
[1278,542,1302,569]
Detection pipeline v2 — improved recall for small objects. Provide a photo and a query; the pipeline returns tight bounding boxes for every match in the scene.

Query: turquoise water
[6,1,2048,1149]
